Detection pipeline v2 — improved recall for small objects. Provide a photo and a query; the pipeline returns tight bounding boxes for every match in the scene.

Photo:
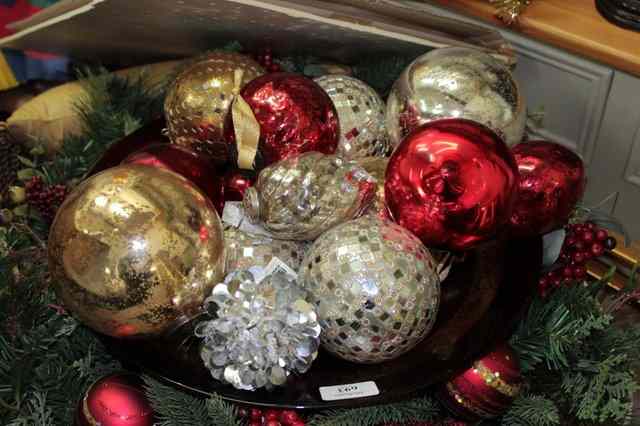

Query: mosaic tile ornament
[243,152,376,240]
[195,264,320,391]
[47,165,225,338]
[300,215,440,364]
[314,75,390,159]
[224,226,307,273]
[386,47,526,147]
[164,51,264,159]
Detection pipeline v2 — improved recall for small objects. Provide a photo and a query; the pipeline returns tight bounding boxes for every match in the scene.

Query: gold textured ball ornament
[386,47,526,147]
[164,52,265,159]
[301,215,440,364]
[48,165,225,338]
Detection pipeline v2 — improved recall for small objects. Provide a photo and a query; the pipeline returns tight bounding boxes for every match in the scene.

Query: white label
[221,202,273,238]
[319,381,380,401]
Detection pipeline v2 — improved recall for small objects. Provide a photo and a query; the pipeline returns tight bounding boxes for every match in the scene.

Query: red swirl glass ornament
[225,72,339,169]
[385,119,518,251]
[123,144,225,214]
[438,344,522,421]
[509,141,585,237]
[75,374,154,426]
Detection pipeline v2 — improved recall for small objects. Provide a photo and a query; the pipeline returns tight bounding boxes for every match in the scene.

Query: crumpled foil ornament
[386,47,526,147]
[195,263,321,391]
[314,75,389,159]
[301,215,440,364]
[224,227,307,273]
[243,152,376,240]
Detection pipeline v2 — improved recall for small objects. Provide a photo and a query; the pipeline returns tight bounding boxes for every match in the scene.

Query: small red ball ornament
[75,374,154,426]
[509,141,585,237]
[225,72,339,169]
[438,344,522,421]
[223,168,256,203]
[123,144,225,214]
[384,119,518,251]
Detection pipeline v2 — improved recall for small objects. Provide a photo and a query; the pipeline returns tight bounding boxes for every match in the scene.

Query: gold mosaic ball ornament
[300,215,440,364]
[164,51,265,160]
[48,165,225,338]
[314,75,389,159]
[386,47,526,147]
[223,227,307,273]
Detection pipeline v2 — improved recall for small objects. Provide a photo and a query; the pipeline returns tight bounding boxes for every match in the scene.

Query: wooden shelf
[431,0,640,76]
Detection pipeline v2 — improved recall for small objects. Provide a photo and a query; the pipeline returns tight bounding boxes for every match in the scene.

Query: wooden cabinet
[419,2,640,239]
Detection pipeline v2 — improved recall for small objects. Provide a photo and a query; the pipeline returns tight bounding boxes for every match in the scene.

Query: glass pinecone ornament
[300,215,440,364]
[243,152,376,240]
[0,123,20,198]
[314,75,389,159]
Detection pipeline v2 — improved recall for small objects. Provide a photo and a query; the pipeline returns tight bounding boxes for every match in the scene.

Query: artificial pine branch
[307,396,440,426]
[500,394,560,425]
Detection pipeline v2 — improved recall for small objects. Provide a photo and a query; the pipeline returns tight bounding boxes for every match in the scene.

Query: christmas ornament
[300,215,440,364]
[385,119,518,251]
[224,227,307,273]
[386,47,525,147]
[195,262,320,390]
[88,118,169,176]
[25,176,67,222]
[75,373,154,426]
[356,156,389,219]
[490,0,532,25]
[238,406,306,426]
[165,52,264,159]
[509,141,585,237]
[253,47,282,73]
[314,75,389,159]
[224,72,339,169]
[223,168,256,203]
[243,152,376,240]
[438,344,522,420]
[0,122,20,197]
[123,144,225,215]
[48,165,225,337]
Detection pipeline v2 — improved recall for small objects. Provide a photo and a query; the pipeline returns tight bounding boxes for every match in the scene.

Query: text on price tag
[319,381,380,401]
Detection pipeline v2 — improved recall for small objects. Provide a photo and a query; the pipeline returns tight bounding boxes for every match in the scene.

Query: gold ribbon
[230,68,260,170]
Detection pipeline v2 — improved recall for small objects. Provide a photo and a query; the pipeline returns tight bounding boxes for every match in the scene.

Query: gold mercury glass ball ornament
[47,165,225,338]
[386,47,526,147]
[314,75,390,159]
[164,51,265,159]
[300,215,440,364]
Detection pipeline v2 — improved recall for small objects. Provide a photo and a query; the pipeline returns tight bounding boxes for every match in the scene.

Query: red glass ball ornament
[385,119,518,251]
[438,344,522,421]
[123,144,225,215]
[75,374,154,426]
[509,141,585,237]
[223,168,256,203]
[582,230,595,243]
[591,242,604,257]
[573,265,587,279]
[280,410,300,425]
[596,229,608,241]
[225,72,339,169]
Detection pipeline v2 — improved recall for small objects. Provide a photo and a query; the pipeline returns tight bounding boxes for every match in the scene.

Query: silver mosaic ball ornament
[243,152,376,240]
[224,227,307,273]
[300,215,440,364]
[386,47,526,147]
[314,75,389,159]
[195,264,321,391]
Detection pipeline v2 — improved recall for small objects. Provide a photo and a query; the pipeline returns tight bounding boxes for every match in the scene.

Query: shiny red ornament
[75,374,154,426]
[225,72,339,169]
[123,144,225,214]
[509,141,585,237]
[438,344,522,421]
[385,119,518,251]
[88,118,169,176]
[223,168,256,203]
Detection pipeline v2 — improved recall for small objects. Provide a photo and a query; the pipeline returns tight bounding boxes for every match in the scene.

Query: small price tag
[221,202,272,238]
[319,381,380,401]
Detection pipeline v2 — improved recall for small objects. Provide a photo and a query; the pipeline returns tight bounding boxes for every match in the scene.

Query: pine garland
[0,51,639,426]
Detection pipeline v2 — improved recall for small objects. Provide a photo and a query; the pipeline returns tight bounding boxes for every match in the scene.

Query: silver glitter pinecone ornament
[224,227,307,273]
[314,75,389,159]
[300,215,440,364]
[243,152,376,240]
[386,47,526,147]
[195,264,320,391]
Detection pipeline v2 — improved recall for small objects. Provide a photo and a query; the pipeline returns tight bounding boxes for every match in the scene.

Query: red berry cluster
[24,176,68,222]
[254,48,281,73]
[539,222,617,295]
[238,407,305,426]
